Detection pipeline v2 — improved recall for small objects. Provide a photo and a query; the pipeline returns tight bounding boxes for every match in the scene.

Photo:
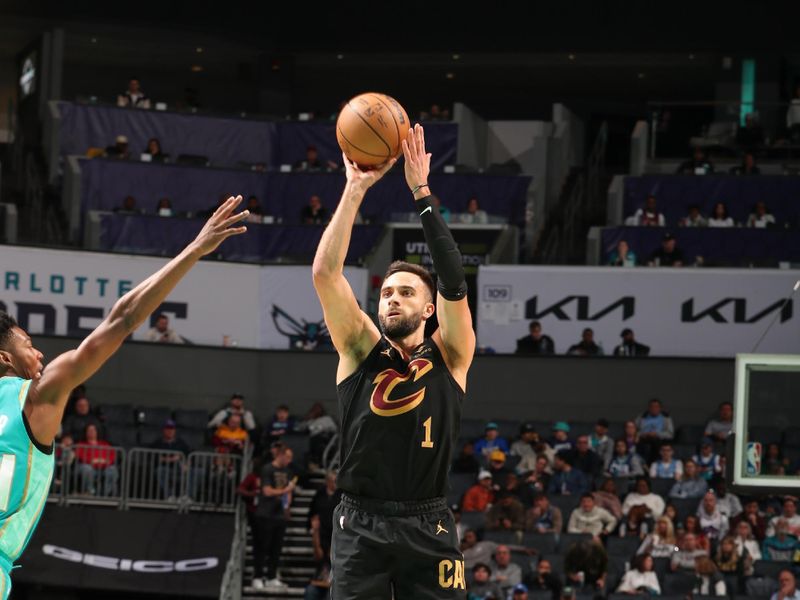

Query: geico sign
[43,544,218,572]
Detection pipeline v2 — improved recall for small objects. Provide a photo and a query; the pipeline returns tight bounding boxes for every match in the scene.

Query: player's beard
[379,311,423,341]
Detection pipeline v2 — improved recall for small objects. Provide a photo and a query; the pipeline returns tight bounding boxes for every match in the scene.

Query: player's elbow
[312,260,337,284]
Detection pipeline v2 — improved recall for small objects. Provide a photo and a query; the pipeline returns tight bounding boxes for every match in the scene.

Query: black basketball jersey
[336,337,464,501]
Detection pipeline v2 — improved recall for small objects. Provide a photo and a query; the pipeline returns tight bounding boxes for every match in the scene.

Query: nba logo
[746,442,762,476]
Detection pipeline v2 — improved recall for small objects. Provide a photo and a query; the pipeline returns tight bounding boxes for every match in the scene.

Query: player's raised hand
[402,123,431,193]
[191,195,248,256]
[343,153,396,195]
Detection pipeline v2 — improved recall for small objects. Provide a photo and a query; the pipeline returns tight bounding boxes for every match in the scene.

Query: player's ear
[0,349,13,370]
[423,301,435,320]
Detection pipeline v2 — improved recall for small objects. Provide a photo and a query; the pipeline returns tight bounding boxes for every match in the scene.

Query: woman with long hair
[638,515,677,558]
[616,553,660,595]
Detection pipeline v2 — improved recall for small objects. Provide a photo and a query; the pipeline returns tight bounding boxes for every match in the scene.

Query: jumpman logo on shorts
[436,520,448,535]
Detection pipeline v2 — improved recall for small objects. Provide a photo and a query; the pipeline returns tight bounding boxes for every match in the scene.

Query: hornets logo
[370,358,433,417]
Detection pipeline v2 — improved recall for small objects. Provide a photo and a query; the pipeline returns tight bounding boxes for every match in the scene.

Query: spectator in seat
[431,195,451,223]
[692,556,727,596]
[730,151,761,175]
[708,202,735,228]
[697,490,729,544]
[487,490,525,532]
[526,558,562,598]
[762,443,790,476]
[526,493,563,534]
[469,563,504,600]
[736,112,764,152]
[491,545,523,596]
[208,393,257,433]
[115,195,141,215]
[526,455,553,495]
[244,196,266,223]
[459,197,489,225]
[670,532,708,571]
[650,442,683,480]
[461,530,498,570]
[593,478,623,521]
[515,320,555,355]
[569,435,603,479]
[733,520,762,561]
[613,328,650,357]
[144,137,167,162]
[631,195,666,227]
[105,134,131,159]
[55,433,76,494]
[566,328,603,356]
[75,423,118,496]
[501,472,535,507]
[622,420,640,453]
[420,103,450,121]
[265,405,296,442]
[677,147,714,175]
[563,539,609,594]
[767,498,800,538]
[669,459,708,499]
[474,422,510,461]
[693,438,722,481]
[463,470,494,512]
[145,313,184,344]
[772,569,800,600]
[607,438,645,478]
[213,413,248,454]
[680,204,708,227]
[293,145,337,172]
[510,422,539,474]
[638,515,678,558]
[62,394,104,441]
[635,397,674,461]
[648,232,684,267]
[452,441,480,474]
[747,200,777,228]
[549,422,573,454]
[616,552,660,595]
[763,518,800,562]
[295,402,337,470]
[548,451,589,496]
[705,402,733,442]
[608,239,637,267]
[732,498,767,541]
[715,534,751,589]
[149,419,203,500]
[712,478,742,519]
[487,449,512,489]
[301,195,330,225]
[623,477,665,524]
[681,513,711,552]
[568,493,618,540]
[590,419,613,468]
[155,197,173,217]
[117,77,151,109]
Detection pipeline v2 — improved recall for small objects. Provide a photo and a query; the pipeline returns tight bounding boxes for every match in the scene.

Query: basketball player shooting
[0,196,248,599]
[312,124,475,599]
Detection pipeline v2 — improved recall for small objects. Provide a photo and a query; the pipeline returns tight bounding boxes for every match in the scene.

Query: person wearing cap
[149,418,197,499]
[511,583,529,599]
[117,77,151,109]
[488,449,512,488]
[104,133,131,160]
[548,451,589,496]
[510,422,540,474]
[515,320,555,355]
[462,470,495,512]
[208,393,257,432]
[648,232,684,267]
[468,562,504,600]
[474,422,510,462]
[487,489,525,531]
[692,437,722,481]
[613,328,650,357]
[590,419,613,467]
[549,422,573,454]
[566,328,603,357]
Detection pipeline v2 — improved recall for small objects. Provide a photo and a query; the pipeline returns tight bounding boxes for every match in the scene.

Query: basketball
[336,93,410,167]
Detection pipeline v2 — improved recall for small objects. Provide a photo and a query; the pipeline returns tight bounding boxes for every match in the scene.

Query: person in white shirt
[733,520,762,564]
[623,477,665,519]
[680,204,707,227]
[207,393,257,432]
[767,498,800,538]
[567,493,618,538]
[697,490,729,543]
[712,479,742,519]
[117,78,151,109]
[459,197,489,224]
[747,200,777,228]
[707,202,735,228]
[631,195,666,227]
[693,556,727,597]
[144,313,184,344]
[704,402,734,441]
[616,553,660,595]
[772,569,800,600]
[650,443,683,480]
[637,516,678,558]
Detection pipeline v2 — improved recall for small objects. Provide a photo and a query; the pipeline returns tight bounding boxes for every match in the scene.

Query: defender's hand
[402,124,432,194]
[191,195,248,256]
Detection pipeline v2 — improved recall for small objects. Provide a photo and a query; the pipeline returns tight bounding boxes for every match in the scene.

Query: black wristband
[416,195,467,301]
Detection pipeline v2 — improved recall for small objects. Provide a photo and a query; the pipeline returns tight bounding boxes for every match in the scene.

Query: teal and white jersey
[0,377,54,567]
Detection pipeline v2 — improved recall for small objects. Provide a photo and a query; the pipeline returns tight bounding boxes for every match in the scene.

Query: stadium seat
[484,530,519,545]
[105,425,138,449]
[279,433,310,463]
[650,477,675,498]
[753,560,792,579]
[182,430,207,452]
[676,424,706,445]
[459,418,485,441]
[570,422,594,436]
[138,426,162,447]
[100,404,134,426]
[449,472,476,500]
[782,427,800,447]
[521,532,557,554]
[670,497,700,523]
[652,557,670,581]
[606,536,641,558]
[610,476,633,496]
[529,591,554,600]
[542,553,564,576]
[136,406,173,428]
[460,511,486,533]
[662,572,697,595]
[673,443,697,461]
[174,409,210,431]
[549,495,580,521]
[556,532,592,552]
[749,426,782,446]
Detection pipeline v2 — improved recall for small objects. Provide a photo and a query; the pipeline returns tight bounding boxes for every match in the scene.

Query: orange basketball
[336,93,410,167]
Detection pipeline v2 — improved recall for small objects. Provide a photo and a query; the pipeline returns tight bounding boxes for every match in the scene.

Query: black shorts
[331,493,466,600]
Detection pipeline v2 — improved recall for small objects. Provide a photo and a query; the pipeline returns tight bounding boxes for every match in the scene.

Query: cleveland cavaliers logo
[370,358,433,417]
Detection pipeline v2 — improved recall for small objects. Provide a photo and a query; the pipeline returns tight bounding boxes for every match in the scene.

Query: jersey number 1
[421,417,434,449]
[0,454,16,512]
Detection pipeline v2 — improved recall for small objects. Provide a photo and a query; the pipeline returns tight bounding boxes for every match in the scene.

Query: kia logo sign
[483,285,511,302]
[43,544,219,572]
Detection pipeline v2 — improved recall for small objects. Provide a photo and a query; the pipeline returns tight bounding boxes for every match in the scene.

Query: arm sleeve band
[416,195,468,301]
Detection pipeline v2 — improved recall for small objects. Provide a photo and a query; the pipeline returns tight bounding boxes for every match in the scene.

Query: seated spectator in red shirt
[213,413,248,454]
[463,470,494,512]
[75,424,118,496]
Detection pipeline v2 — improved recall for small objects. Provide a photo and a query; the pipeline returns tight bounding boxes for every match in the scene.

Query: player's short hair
[383,261,435,303]
[0,312,18,350]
